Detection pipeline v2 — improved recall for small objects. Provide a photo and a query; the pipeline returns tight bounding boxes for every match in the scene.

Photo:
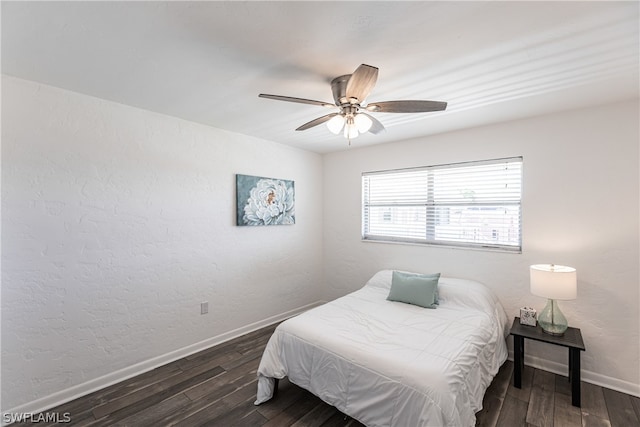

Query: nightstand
[510,317,586,407]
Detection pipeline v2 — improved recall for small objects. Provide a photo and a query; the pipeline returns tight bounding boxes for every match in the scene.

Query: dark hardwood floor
[12,323,640,426]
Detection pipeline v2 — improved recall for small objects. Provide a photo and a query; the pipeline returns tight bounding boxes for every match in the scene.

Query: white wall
[323,100,640,395]
[1,76,324,411]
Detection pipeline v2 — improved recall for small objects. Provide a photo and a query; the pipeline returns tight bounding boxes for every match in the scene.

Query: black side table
[510,317,586,407]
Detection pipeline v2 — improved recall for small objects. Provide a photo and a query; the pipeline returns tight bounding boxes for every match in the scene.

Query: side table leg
[570,349,581,407]
[568,348,573,383]
[514,335,523,388]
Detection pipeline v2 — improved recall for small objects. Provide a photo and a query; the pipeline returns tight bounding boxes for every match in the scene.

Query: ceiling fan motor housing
[331,74,353,107]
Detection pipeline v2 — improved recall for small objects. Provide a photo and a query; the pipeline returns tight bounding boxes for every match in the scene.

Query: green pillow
[387,271,440,309]
[394,271,441,304]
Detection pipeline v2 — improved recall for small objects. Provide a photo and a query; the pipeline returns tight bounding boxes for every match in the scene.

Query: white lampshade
[326,115,345,134]
[354,113,373,133]
[530,264,577,300]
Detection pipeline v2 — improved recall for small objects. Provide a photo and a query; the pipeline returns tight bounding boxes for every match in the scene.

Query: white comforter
[255,270,509,427]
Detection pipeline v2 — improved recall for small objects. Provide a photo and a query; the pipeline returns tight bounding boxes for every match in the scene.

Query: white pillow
[363,270,394,290]
[439,277,501,312]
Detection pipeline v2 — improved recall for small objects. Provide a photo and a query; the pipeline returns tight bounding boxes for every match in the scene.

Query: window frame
[361,157,523,253]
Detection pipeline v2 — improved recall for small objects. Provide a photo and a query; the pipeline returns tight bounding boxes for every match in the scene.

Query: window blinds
[362,157,522,251]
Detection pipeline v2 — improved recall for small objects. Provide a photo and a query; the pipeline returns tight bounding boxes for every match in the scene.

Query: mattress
[254,270,509,427]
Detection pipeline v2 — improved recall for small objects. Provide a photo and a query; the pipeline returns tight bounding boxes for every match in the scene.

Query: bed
[254,270,510,427]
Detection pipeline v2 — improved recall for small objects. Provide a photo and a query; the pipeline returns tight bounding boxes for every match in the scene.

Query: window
[362,157,522,252]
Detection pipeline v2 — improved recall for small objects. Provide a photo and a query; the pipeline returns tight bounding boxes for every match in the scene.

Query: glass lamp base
[538,299,568,336]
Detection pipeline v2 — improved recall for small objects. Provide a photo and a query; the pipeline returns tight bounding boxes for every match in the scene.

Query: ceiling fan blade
[296,113,340,131]
[259,94,335,108]
[361,113,385,135]
[366,100,447,113]
[345,64,378,103]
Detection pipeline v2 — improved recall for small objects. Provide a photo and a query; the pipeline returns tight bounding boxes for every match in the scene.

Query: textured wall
[1,76,324,410]
[323,100,640,395]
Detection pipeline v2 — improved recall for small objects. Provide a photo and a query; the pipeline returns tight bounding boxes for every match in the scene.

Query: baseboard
[508,351,640,398]
[3,300,326,421]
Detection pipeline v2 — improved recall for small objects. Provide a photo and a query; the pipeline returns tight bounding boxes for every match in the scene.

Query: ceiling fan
[259,64,447,142]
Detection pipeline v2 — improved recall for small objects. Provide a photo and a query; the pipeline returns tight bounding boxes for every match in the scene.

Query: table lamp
[530,264,577,336]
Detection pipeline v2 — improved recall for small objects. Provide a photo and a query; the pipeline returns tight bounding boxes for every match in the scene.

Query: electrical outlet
[200,301,209,315]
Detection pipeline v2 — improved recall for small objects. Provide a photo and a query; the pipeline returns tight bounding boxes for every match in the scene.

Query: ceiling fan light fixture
[344,119,359,139]
[354,113,373,133]
[326,114,345,134]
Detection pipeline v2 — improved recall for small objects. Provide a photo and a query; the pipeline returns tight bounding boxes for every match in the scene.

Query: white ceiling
[2,1,638,153]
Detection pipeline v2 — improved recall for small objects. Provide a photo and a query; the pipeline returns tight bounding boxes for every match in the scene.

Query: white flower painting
[236,174,295,226]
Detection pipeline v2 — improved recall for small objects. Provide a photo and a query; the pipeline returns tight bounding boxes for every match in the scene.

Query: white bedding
[254,270,510,427]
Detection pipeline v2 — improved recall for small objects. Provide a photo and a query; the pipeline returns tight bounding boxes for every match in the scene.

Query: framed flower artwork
[236,174,295,226]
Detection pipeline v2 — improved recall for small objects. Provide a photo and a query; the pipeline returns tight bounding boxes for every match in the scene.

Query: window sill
[361,237,522,254]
